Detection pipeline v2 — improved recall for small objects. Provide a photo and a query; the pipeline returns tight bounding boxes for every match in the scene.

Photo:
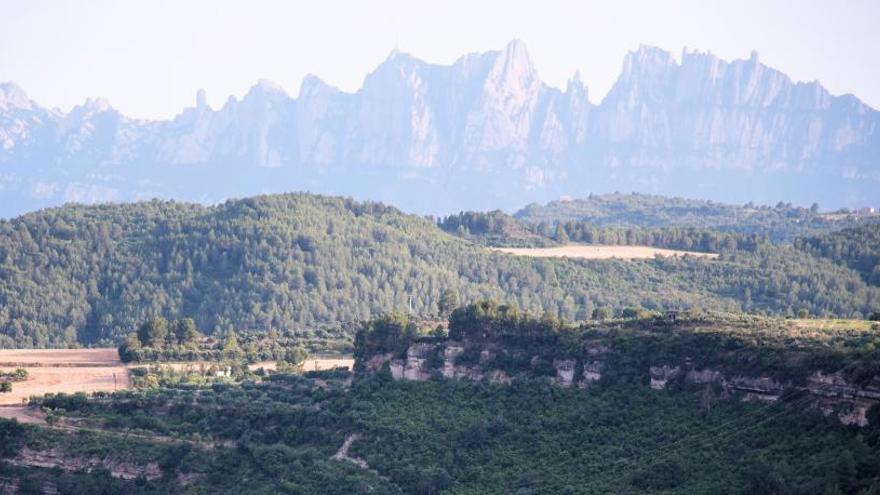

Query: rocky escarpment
[2,41,878,217]
[364,341,880,427]
[6,447,162,480]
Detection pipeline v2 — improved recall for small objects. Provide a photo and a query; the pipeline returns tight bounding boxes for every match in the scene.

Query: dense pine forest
[1,193,879,348]
[796,224,880,287]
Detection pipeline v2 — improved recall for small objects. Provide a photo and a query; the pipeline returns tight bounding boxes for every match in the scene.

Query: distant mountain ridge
[1,40,878,217]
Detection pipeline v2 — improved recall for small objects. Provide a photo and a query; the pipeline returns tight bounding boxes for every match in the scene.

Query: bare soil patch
[0,365,130,405]
[0,405,46,424]
[0,350,353,407]
[0,349,129,405]
[489,244,718,260]
[0,348,121,367]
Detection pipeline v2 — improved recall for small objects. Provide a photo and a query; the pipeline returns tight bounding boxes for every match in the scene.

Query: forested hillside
[516,193,879,243]
[6,374,878,494]
[0,194,878,348]
[5,305,880,493]
[440,209,770,255]
[796,224,880,287]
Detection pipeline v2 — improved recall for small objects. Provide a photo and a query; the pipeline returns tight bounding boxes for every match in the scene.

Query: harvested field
[489,244,718,260]
[0,350,353,407]
[0,348,121,367]
[0,365,130,406]
[0,348,130,406]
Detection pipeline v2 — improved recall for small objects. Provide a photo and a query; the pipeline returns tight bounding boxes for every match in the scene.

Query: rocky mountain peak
[565,71,588,100]
[0,41,877,217]
[196,89,208,110]
[246,79,289,100]
[64,97,115,124]
[364,49,428,89]
[298,74,339,99]
[0,82,32,110]
[487,39,539,89]
[82,97,112,113]
[622,45,676,77]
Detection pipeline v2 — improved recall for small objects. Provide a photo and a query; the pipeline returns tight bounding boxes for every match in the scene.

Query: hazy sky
[2,0,878,119]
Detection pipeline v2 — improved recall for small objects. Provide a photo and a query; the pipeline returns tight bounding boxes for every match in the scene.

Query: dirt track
[489,244,719,260]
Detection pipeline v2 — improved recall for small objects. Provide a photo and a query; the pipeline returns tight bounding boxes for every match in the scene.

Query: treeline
[352,302,583,367]
[796,224,880,286]
[0,368,26,393]
[537,222,765,253]
[118,316,308,364]
[352,313,424,363]
[448,300,562,342]
[440,208,766,253]
[1,193,878,348]
[438,210,551,247]
[516,192,878,244]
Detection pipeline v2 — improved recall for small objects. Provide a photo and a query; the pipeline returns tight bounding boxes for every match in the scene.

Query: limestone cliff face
[362,341,879,427]
[806,371,880,426]
[649,365,681,390]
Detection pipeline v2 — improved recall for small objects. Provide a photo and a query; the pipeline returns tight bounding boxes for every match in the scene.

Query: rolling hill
[0,193,877,348]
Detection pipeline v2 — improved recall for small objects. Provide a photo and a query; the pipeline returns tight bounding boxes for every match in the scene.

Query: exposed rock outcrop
[364,353,395,374]
[402,343,434,381]
[442,346,464,378]
[728,376,785,402]
[806,372,880,426]
[581,361,603,385]
[362,342,879,427]
[649,365,681,390]
[9,447,162,480]
[686,368,722,385]
[553,359,577,387]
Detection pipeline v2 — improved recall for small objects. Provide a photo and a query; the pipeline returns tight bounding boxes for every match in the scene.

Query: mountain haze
[1,40,877,217]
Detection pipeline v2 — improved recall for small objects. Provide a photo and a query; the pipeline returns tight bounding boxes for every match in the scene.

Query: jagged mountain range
[1,40,877,217]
